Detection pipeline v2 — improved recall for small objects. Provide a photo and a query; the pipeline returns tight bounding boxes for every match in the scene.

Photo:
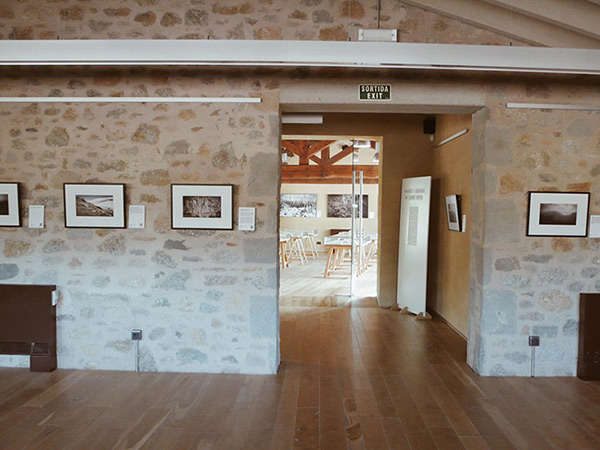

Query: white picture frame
[0,182,21,227]
[171,184,233,230]
[445,194,461,232]
[527,191,590,237]
[64,183,126,228]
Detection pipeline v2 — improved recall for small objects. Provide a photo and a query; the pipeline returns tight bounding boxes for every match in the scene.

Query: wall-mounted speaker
[423,118,436,135]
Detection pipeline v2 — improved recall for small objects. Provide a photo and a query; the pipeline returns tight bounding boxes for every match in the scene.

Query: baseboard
[429,310,467,341]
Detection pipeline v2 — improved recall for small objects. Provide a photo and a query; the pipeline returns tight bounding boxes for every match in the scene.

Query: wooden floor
[2,307,600,449]
[280,252,378,300]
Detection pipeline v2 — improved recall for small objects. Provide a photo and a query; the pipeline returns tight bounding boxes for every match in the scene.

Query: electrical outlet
[529,336,540,347]
[131,329,143,341]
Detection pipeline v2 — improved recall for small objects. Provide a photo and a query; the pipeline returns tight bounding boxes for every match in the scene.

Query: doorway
[279,136,381,305]
[279,112,473,337]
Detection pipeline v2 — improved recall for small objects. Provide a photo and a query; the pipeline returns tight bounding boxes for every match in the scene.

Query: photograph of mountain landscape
[75,195,114,217]
[527,192,589,237]
[0,194,8,215]
[183,196,221,218]
[539,203,577,225]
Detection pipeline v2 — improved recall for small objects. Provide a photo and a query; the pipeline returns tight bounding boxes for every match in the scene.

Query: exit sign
[359,84,391,101]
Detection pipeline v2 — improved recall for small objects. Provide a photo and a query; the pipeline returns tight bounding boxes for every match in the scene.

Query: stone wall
[0,68,281,374]
[478,103,600,376]
[1,2,599,378]
[0,0,526,45]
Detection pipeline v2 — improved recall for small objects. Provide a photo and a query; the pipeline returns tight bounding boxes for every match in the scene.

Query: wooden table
[324,244,351,277]
[323,238,371,278]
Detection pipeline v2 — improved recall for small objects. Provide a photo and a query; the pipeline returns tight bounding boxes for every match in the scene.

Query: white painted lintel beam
[1,40,600,76]
[0,97,261,103]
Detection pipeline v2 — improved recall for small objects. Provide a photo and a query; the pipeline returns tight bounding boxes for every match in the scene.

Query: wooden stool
[279,238,290,270]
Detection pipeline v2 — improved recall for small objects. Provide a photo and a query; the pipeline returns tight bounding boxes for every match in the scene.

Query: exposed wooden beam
[282,165,378,180]
[481,0,600,40]
[281,140,336,166]
[282,177,379,184]
[400,0,600,48]
[329,146,355,165]
[306,140,335,157]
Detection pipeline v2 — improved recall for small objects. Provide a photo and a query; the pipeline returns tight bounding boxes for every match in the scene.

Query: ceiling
[401,0,600,48]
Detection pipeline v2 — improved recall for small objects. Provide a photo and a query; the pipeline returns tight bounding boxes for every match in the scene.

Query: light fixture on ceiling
[435,129,469,148]
[281,148,288,164]
[281,114,324,124]
[506,103,600,111]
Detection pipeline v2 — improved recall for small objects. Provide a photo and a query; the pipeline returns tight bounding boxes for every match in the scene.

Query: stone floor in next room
[1,307,600,449]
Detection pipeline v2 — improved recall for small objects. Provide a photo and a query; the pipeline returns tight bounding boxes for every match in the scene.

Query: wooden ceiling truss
[281,139,379,184]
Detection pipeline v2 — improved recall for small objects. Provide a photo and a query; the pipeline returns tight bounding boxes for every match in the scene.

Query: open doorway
[279,136,380,305]
[279,111,474,340]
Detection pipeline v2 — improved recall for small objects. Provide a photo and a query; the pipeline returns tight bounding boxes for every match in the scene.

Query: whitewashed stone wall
[0,69,281,374]
[476,105,600,376]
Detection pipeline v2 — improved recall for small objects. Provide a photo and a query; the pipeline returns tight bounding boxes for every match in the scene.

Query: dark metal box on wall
[0,284,57,372]
[578,293,600,380]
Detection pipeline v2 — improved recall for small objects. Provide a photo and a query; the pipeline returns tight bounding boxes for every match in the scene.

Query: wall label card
[589,215,600,238]
[28,205,44,229]
[128,205,145,229]
[238,207,255,231]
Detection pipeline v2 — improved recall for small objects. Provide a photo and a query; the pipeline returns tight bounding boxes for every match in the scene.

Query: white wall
[281,183,379,250]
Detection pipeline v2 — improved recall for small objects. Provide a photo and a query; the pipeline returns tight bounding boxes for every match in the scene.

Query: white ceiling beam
[481,0,600,40]
[400,0,600,48]
[0,97,261,103]
[1,40,600,76]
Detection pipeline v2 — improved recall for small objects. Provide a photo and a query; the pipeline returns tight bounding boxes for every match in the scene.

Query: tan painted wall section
[428,115,472,337]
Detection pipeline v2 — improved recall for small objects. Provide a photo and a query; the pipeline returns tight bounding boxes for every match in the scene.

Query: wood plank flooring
[1,306,600,449]
[280,252,378,300]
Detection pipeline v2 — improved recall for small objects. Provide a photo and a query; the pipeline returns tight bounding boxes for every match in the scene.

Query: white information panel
[396,176,432,315]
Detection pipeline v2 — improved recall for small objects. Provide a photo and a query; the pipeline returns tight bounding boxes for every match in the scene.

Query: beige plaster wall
[428,114,472,337]
[283,113,433,307]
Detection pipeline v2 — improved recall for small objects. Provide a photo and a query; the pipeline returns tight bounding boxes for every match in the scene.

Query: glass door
[350,140,364,298]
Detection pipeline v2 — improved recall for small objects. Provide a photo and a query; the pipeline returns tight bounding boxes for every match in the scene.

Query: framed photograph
[64,183,126,228]
[171,184,233,230]
[0,182,21,227]
[527,191,590,237]
[280,194,317,218]
[327,194,368,218]
[445,194,461,232]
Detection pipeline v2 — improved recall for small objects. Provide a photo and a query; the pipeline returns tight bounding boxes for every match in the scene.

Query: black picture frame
[0,182,21,228]
[445,194,462,232]
[63,183,127,229]
[526,191,590,237]
[171,184,234,230]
